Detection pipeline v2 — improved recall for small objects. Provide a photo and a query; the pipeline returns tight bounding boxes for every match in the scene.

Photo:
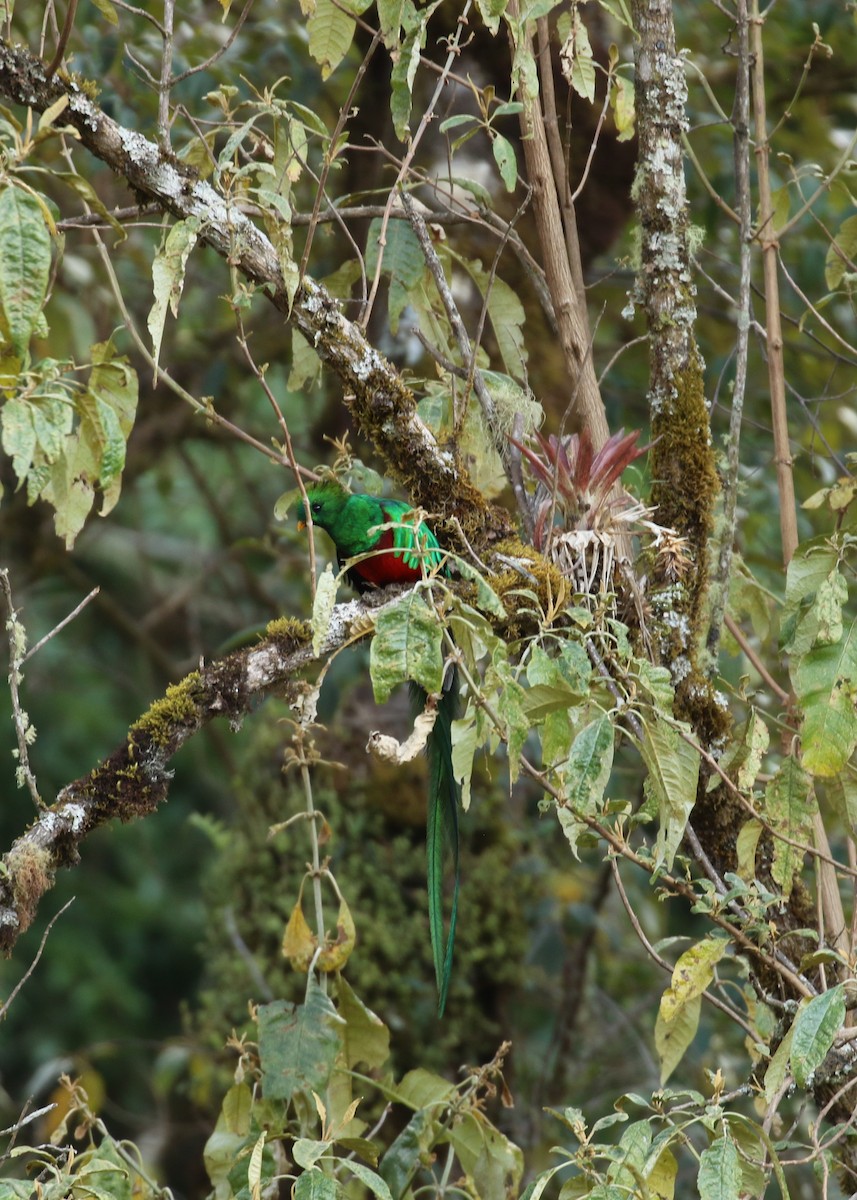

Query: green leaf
[825,773,857,839]
[0,185,52,357]
[54,172,126,239]
[289,328,322,391]
[560,13,595,102]
[814,567,848,644]
[707,709,769,794]
[221,1083,252,1135]
[336,976,390,1071]
[293,1139,328,1170]
[390,4,434,140]
[293,1170,337,1200]
[343,1161,394,1200]
[825,213,857,291]
[393,1067,456,1110]
[735,818,763,883]
[379,1109,437,1197]
[639,713,700,869]
[474,0,506,34]
[491,131,518,191]
[370,590,443,702]
[791,984,845,1089]
[50,467,95,550]
[377,0,407,44]
[257,983,344,1101]
[446,249,528,379]
[446,1110,524,1200]
[606,1120,651,1190]
[87,342,138,514]
[1,396,36,480]
[452,555,507,619]
[781,536,839,655]
[697,1134,741,1200]
[451,709,479,812]
[307,0,355,79]
[763,755,815,898]
[248,1132,267,1200]
[555,714,614,858]
[439,114,476,134]
[365,217,424,334]
[793,617,857,776]
[764,1023,794,1103]
[147,216,202,374]
[723,1116,771,1200]
[654,994,700,1085]
[90,0,119,22]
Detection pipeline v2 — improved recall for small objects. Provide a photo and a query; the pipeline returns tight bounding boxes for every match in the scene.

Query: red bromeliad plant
[512,427,689,600]
[513,428,649,544]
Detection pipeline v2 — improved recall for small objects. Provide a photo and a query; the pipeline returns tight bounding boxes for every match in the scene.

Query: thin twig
[22,588,100,665]
[360,0,474,329]
[45,0,78,78]
[170,0,255,85]
[724,613,789,704]
[749,0,798,564]
[156,0,175,148]
[0,898,75,1020]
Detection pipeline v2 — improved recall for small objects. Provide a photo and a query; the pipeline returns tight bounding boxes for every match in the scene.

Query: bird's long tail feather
[413,668,460,1016]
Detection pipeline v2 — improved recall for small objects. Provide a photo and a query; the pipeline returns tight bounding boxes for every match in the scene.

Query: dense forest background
[1,1,857,1197]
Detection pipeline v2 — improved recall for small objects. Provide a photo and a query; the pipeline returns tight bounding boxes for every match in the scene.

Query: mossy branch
[0,604,373,954]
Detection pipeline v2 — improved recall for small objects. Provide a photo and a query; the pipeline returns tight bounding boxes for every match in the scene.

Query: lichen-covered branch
[0,603,385,953]
[629,0,720,732]
[0,39,508,540]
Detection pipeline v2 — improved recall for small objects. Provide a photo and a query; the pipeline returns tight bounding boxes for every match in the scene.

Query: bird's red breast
[348,526,423,586]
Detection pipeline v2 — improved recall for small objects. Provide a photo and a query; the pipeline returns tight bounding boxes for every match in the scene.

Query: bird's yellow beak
[297,519,306,531]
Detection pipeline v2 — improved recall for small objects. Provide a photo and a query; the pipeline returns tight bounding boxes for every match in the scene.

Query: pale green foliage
[148,217,202,374]
[369,588,444,701]
[0,185,51,357]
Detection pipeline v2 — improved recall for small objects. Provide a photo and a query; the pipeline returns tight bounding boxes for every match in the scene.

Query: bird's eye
[311,501,322,514]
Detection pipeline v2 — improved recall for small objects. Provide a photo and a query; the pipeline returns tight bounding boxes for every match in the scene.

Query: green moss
[265,616,312,652]
[133,672,202,747]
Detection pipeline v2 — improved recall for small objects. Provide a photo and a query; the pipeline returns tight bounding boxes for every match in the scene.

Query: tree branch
[0,39,509,538]
[0,596,390,954]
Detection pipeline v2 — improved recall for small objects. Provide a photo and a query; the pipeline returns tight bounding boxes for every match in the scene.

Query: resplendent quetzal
[296,481,460,1015]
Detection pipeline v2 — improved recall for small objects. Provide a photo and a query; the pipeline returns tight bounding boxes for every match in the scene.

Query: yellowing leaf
[283,898,317,971]
[655,936,729,1082]
[317,896,356,972]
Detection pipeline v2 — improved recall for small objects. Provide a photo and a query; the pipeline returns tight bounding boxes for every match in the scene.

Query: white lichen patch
[670,654,691,684]
[119,127,159,169]
[68,91,100,132]
[60,802,86,833]
[40,811,60,838]
[352,345,384,381]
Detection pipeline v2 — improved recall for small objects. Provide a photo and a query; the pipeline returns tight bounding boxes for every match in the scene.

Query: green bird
[296,481,460,1015]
